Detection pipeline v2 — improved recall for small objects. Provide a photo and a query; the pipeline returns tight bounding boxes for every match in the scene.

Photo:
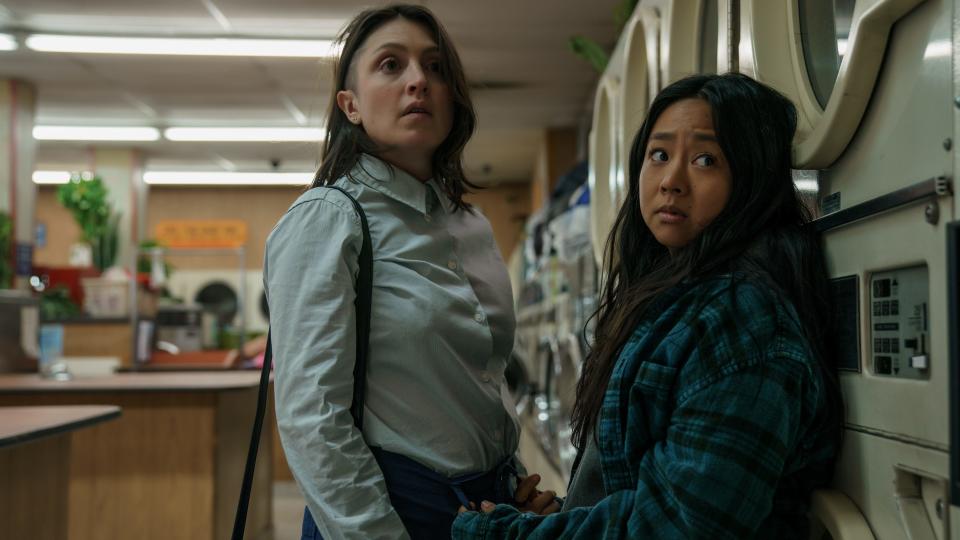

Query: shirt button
[481,371,491,382]
[493,429,503,442]
[424,214,432,223]
[448,260,458,270]
[474,312,485,323]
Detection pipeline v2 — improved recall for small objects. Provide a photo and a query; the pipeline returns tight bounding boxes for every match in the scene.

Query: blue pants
[300,447,516,540]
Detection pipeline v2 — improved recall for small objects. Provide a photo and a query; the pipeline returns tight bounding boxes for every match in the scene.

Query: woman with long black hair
[453,73,844,539]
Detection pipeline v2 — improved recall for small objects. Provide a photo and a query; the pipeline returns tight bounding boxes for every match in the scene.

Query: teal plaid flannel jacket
[452,275,839,539]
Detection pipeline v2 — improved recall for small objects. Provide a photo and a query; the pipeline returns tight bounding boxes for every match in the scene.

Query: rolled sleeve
[266,191,409,540]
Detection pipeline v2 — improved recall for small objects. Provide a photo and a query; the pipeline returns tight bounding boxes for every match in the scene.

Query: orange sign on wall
[155,220,248,248]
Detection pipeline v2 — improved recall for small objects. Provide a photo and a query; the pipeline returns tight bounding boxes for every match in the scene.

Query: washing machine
[738,0,927,169]
[735,0,950,536]
[166,268,270,335]
[614,6,659,220]
[639,0,719,86]
[587,77,620,268]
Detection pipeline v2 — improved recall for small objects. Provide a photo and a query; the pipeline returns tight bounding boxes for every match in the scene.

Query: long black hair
[312,4,477,210]
[571,73,844,451]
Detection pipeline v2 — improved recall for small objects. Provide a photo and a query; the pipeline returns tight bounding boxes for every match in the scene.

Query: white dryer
[738,0,926,169]
[616,6,659,213]
[737,0,949,536]
[587,77,621,268]
[166,268,269,335]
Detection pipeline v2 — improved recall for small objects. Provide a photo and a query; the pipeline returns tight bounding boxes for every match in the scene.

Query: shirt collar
[426,179,456,214]
[351,154,447,215]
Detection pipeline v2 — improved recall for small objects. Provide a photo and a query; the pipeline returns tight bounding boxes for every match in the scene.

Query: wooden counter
[1,405,120,540]
[0,373,273,540]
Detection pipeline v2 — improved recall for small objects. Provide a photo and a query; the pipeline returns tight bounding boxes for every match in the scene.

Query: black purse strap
[231,185,372,540]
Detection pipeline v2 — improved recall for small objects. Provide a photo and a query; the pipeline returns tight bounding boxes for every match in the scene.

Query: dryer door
[618,8,658,211]
[739,0,929,168]
[588,78,620,268]
[643,0,710,86]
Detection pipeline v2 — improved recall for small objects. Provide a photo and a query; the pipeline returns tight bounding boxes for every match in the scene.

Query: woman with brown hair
[264,5,552,540]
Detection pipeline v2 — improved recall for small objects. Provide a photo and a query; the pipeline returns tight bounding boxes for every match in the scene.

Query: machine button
[875,356,892,375]
[910,355,928,370]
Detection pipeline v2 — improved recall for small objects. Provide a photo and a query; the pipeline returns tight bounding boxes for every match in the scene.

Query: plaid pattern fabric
[452,275,838,539]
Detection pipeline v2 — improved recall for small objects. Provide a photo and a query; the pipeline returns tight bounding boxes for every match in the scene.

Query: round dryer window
[259,290,269,320]
[195,281,238,325]
[798,0,855,107]
[738,0,929,168]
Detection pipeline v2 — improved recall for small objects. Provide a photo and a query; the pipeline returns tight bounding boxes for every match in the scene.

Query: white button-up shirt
[264,154,519,540]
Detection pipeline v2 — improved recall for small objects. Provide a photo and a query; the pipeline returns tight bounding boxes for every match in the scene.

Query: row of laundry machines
[164,268,270,334]
[511,0,957,538]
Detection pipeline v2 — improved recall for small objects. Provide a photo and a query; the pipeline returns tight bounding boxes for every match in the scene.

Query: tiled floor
[273,481,306,540]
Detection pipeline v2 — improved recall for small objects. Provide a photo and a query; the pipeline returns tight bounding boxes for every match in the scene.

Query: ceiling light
[0,33,16,51]
[26,34,337,58]
[34,126,160,141]
[164,127,324,142]
[32,170,94,184]
[143,171,312,186]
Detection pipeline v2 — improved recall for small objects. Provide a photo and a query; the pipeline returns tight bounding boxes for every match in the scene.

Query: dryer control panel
[869,266,929,379]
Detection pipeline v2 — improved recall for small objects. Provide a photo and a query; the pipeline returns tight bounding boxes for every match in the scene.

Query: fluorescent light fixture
[0,33,16,51]
[33,170,69,184]
[164,127,324,142]
[34,125,160,141]
[143,171,312,186]
[32,170,94,184]
[26,34,337,58]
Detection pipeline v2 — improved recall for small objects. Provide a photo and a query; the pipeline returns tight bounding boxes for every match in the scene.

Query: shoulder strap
[232,185,372,540]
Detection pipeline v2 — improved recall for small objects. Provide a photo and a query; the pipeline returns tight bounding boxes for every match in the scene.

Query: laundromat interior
[0,0,958,538]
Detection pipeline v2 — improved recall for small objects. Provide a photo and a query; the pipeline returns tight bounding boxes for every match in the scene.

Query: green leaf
[569,35,609,73]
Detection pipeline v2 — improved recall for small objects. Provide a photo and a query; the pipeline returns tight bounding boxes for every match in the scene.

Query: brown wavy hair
[311,4,478,210]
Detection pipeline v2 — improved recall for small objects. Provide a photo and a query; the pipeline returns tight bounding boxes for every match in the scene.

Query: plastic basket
[81,277,129,317]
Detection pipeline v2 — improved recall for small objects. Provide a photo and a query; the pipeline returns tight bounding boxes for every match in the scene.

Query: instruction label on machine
[870,266,929,379]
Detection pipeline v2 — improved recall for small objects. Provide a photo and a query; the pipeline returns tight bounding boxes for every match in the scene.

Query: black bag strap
[231,185,372,540]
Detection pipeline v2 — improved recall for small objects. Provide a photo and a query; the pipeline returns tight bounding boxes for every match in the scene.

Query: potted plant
[56,174,120,272]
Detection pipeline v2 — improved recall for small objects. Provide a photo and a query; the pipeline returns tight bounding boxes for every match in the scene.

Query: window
[798,0,855,107]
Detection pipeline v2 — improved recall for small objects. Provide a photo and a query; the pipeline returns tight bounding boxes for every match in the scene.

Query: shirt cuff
[451,504,523,540]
